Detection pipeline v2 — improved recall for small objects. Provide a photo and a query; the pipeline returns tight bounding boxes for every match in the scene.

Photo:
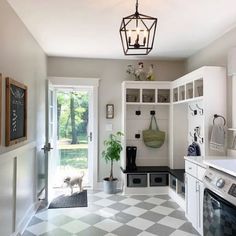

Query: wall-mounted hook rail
[196,104,204,115]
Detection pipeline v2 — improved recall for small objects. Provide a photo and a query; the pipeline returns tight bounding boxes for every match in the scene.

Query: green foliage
[60,148,88,169]
[102,132,123,180]
[57,91,89,141]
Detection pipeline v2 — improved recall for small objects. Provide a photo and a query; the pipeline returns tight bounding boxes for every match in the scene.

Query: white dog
[64,172,84,195]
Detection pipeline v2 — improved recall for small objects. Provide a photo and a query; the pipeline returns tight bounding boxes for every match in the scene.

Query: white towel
[210,124,226,152]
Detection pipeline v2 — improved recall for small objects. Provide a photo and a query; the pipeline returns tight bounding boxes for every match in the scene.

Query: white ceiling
[7,0,236,59]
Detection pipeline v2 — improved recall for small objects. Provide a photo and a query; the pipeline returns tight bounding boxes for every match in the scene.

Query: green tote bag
[142,115,165,148]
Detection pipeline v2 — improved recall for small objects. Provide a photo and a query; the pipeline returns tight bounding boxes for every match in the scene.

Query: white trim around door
[48,76,100,189]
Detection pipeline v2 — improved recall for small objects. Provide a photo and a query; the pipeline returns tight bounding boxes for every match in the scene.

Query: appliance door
[203,188,236,236]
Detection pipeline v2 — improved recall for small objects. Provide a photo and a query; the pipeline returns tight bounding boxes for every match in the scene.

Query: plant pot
[103,178,118,194]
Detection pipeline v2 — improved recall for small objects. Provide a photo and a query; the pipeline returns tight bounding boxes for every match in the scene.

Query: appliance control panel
[204,168,235,195]
[228,184,236,197]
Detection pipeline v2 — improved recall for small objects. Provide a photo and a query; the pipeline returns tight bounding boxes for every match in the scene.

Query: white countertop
[184,156,225,168]
[204,158,236,178]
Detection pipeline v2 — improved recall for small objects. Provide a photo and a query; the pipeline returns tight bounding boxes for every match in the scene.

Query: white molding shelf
[173,96,203,105]
[228,128,236,131]
[126,102,170,105]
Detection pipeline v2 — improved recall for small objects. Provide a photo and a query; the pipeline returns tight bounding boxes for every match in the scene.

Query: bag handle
[149,115,160,131]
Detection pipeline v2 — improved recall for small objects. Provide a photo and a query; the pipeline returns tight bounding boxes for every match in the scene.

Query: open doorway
[53,89,90,189]
[45,78,99,203]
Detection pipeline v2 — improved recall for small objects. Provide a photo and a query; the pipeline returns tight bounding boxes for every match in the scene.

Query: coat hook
[189,132,194,142]
[150,110,155,115]
[189,105,197,116]
[196,104,203,115]
[189,132,194,138]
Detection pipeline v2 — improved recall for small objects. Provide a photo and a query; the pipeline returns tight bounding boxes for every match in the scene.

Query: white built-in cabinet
[170,66,227,170]
[121,66,226,204]
[185,159,206,236]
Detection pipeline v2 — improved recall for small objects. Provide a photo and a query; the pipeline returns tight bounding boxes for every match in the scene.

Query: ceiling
[7,0,236,59]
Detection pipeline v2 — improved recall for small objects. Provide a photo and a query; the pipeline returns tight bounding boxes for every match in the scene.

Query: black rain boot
[131,146,137,170]
[126,146,133,171]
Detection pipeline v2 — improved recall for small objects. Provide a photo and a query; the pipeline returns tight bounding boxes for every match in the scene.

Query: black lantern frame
[119,0,157,55]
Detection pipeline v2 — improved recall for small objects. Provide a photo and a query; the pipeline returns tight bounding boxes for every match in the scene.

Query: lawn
[59,148,88,169]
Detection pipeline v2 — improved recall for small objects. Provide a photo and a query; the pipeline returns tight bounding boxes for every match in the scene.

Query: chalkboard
[6,78,27,146]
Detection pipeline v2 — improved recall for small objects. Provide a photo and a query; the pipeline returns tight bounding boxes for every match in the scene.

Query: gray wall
[48,57,185,181]
[186,26,236,72]
[0,0,46,235]
[185,26,236,127]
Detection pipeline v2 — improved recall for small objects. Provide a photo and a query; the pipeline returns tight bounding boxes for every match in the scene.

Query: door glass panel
[54,90,89,188]
[203,189,236,235]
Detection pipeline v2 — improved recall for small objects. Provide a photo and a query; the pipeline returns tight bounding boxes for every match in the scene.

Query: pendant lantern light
[119,0,157,55]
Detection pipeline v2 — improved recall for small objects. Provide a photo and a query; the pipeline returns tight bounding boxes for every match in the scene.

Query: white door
[46,77,99,191]
[44,80,57,203]
[55,87,95,189]
[87,88,95,188]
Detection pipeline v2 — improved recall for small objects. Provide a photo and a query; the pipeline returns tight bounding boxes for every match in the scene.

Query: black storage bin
[150,173,169,186]
[127,174,147,187]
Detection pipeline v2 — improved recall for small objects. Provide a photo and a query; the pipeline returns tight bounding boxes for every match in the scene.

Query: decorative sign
[106,104,114,119]
[6,78,27,146]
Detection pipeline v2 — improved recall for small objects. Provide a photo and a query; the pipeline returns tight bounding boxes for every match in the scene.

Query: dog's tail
[81,171,85,178]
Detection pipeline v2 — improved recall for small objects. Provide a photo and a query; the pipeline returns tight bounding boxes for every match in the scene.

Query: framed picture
[106,104,114,119]
[6,77,27,146]
[0,74,2,144]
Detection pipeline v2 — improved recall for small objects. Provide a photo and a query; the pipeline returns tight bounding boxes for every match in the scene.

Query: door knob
[41,143,53,153]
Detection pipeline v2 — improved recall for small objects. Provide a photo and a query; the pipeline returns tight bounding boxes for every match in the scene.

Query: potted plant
[102,131,123,194]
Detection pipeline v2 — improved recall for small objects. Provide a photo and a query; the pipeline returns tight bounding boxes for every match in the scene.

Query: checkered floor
[23,190,199,236]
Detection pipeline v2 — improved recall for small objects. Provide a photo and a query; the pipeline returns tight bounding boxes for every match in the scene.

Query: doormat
[48,190,87,209]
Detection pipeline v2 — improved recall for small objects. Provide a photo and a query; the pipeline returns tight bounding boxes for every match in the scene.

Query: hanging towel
[210,124,226,152]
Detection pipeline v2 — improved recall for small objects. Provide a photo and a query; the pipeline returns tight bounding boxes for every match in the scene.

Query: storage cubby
[126,89,140,103]
[142,89,155,103]
[186,82,193,99]
[122,67,226,198]
[158,89,170,103]
[179,85,185,101]
[170,175,177,190]
[150,173,169,186]
[173,87,178,102]
[194,78,203,97]
[177,180,185,197]
[127,174,147,187]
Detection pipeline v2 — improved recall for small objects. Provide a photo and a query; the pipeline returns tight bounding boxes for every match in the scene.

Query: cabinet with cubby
[124,82,171,105]
[121,67,226,205]
[170,66,226,171]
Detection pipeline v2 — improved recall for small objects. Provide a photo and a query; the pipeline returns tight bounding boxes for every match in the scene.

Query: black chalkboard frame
[5,77,27,146]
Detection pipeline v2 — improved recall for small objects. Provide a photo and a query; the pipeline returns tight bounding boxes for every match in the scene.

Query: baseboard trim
[12,200,41,236]
[168,188,186,210]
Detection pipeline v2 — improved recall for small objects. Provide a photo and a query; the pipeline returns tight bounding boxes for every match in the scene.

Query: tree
[70,92,77,144]
[57,91,89,143]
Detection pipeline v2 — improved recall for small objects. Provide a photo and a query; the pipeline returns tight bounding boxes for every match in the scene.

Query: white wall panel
[0,158,15,236]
